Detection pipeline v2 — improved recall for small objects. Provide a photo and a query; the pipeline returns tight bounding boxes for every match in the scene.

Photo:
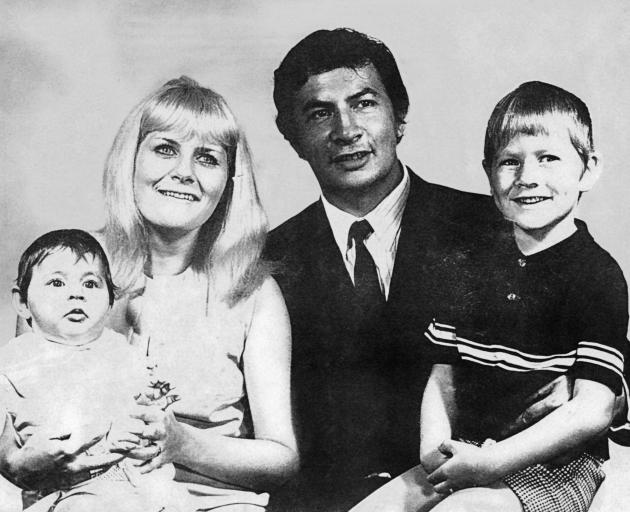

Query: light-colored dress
[115,267,269,510]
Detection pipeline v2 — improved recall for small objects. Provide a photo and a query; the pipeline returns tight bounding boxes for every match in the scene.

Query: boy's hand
[500,375,572,438]
[420,446,450,474]
[426,440,499,493]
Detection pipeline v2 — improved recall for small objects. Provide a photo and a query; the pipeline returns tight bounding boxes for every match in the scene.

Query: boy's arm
[427,378,614,491]
[420,364,456,474]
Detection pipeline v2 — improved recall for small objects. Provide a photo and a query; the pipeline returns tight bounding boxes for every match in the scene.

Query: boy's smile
[486,120,600,248]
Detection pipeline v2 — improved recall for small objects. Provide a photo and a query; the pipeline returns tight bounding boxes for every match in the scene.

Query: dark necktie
[348,220,385,308]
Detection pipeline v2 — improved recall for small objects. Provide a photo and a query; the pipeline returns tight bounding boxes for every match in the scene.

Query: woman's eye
[47,279,64,287]
[154,144,176,156]
[83,279,100,289]
[197,153,219,167]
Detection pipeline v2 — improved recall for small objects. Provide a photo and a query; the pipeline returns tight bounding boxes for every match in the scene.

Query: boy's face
[15,249,111,344]
[485,120,600,236]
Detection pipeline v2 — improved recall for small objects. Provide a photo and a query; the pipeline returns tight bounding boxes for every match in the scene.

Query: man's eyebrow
[348,87,379,101]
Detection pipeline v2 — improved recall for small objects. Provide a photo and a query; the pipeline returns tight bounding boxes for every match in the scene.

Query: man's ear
[12,287,31,321]
[395,122,405,143]
[579,151,603,192]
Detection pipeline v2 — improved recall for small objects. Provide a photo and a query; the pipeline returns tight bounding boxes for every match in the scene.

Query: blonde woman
[5,77,297,512]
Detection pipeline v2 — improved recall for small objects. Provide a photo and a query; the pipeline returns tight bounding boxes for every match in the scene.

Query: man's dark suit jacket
[265,170,499,510]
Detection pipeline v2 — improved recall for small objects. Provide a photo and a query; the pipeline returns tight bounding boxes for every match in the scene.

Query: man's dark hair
[273,28,409,145]
[16,229,117,306]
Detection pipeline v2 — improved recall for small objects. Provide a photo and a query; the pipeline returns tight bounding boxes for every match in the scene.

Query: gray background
[1,1,630,507]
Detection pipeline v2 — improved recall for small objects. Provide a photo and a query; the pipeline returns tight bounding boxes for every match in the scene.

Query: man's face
[291,64,403,208]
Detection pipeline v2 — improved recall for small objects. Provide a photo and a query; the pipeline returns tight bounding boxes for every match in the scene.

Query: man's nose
[331,109,362,145]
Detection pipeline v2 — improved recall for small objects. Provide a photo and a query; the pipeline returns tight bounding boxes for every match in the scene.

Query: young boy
[420,82,628,512]
[0,229,181,512]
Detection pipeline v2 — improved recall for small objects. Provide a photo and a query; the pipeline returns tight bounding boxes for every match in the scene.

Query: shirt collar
[321,164,410,254]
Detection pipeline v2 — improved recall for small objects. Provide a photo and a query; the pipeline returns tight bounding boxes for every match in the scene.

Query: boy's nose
[516,161,541,187]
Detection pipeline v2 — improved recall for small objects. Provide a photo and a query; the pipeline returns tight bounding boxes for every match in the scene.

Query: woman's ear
[579,151,603,192]
[12,287,31,321]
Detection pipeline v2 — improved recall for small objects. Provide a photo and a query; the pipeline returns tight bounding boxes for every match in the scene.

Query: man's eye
[308,109,331,121]
[154,144,176,156]
[47,279,64,287]
[197,153,219,167]
[83,280,100,289]
[356,99,376,109]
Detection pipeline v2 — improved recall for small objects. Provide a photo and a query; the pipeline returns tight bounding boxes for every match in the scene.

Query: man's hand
[426,440,499,494]
[500,375,573,438]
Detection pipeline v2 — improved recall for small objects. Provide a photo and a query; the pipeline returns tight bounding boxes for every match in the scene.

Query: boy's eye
[196,152,219,167]
[498,158,519,167]
[83,279,101,289]
[47,278,65,287]
[540,154,560,163]
[154,144,177,157]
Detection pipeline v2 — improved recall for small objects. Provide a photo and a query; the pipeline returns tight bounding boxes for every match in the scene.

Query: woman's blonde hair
[102,76,268,306]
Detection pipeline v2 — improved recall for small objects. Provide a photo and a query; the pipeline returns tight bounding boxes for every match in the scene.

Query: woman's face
[134,129,229,235]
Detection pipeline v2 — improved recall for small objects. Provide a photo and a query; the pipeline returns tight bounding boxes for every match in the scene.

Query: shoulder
[265,201,321,255]
[0,333,43,370]
[575,223,627,292]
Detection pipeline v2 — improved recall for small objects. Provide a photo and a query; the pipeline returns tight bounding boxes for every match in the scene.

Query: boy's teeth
[518,197,545,204]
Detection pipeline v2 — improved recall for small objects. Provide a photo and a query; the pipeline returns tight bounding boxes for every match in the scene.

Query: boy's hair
[484,81,594,167]
[16,229,117,306]
[102,76,268,305]
[273,27,409,146]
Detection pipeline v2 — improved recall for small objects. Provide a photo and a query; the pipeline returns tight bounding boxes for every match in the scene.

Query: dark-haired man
[265,28,574,511]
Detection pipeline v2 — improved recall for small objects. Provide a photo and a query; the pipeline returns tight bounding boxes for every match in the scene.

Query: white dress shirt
[321,164,410,300]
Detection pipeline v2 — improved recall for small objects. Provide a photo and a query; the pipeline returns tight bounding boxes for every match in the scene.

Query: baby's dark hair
[484,81,594,167]
[16,229,117,306]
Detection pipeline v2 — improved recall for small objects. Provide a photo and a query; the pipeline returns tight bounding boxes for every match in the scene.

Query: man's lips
[512,196,550,205]
[157,190,199,202]
[331,151,372,164]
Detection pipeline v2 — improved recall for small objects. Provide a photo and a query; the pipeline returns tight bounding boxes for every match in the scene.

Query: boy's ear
[482,159,492,178]
[12,287,31,321]
[578,151,603,192]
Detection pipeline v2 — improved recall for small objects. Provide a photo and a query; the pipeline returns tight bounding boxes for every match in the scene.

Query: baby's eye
[47,279,65,287]
[196,152,219,167]
[154,144,177,157]
[83,279,101,289]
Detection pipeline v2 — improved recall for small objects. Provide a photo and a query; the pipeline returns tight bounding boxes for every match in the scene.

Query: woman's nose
[170,157,195,184]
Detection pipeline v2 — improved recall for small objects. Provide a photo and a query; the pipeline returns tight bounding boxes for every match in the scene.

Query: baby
[0,229,183,512]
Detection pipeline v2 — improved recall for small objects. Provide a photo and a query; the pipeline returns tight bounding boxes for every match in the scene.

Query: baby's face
[24,249,111,344]
[486,120,596,236]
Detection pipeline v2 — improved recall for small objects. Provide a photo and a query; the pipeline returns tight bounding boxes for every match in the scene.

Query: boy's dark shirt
[427,220,629,460]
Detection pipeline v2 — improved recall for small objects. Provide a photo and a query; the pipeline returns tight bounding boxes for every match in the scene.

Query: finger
[433,481,455,495]
[66,432,107,456]
[427,467,445,485]
[126,443,162,461]
[138,454,163,474]
[438,440,454,457]
[67,451,124,472]
[142,423,165,441]
[109,440,141,453]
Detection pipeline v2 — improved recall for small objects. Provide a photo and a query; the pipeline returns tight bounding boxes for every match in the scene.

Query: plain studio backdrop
[1,0,630,509]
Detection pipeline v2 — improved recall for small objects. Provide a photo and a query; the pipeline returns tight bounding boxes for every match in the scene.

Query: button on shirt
[321,165,410,300]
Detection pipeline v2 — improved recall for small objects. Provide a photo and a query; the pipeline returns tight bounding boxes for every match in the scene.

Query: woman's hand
[420,446,450,475]
[128,403,187,473]
[426,440,499,494]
